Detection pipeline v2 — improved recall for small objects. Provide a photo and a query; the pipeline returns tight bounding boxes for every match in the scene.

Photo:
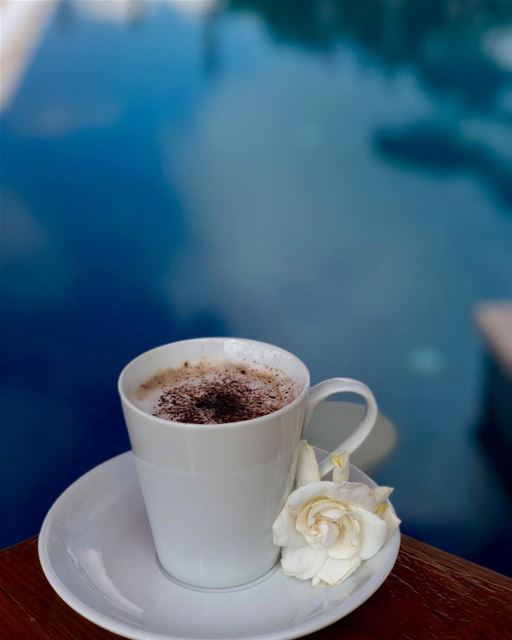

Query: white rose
[273,442,400,587]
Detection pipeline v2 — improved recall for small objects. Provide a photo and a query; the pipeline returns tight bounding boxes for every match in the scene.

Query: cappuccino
[135,360,301,424]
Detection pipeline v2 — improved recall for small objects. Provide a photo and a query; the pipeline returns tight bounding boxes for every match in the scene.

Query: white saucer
[39,448,400,640]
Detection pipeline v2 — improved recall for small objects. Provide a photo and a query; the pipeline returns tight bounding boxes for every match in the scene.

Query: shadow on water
[374,121,512,209]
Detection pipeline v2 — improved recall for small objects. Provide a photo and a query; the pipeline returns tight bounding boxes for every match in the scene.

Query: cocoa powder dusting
[136,361,300,425]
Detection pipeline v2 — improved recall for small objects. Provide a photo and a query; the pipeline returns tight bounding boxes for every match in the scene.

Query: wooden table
[1,536,511,640]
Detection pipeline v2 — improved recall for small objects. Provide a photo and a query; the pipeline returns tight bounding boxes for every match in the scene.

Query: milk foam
[133,359,301,424]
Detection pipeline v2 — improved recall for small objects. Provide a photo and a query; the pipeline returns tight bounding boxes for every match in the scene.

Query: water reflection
[374,119,512,208]
[231,0,512,207]
[230,0,512,77]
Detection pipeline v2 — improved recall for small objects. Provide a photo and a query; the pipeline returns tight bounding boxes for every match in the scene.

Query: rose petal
[295,499,344,545]
[318,520,340,547]
[286,482,344,514]
[312,556,361,586]
[328,515,361,559]
[281,545,328,580]
[350,506,388,560]
[383,507,401,541]
[321,507,345,520]
[287,481,389,515]
[331,482,393,512]
[295,440,321,488]
[272,505,307,547]
[304,499,345,527]
[372,486,394,504]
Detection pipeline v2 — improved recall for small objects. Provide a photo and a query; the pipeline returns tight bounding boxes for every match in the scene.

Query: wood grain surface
[0,536,511,640]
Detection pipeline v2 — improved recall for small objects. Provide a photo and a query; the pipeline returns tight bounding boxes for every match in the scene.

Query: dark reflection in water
[231,0,512,95]
[233,0,512,209]
[1,0,512,574]
[374,121,512,207]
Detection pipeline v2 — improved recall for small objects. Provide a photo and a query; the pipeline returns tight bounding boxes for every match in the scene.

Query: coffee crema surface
[135,360,302,424]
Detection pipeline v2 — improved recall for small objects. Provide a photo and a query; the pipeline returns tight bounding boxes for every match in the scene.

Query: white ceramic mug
[118,338,378,589]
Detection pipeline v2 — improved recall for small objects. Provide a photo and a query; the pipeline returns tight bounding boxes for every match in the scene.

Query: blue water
[1,0,512,573]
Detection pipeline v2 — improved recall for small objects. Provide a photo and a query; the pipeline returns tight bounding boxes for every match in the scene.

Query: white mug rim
[118,337,311,432]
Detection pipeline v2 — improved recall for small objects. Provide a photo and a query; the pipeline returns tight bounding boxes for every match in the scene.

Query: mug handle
[305,378,378,478]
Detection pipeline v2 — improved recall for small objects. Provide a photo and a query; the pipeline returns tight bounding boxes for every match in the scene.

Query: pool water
[1,0,512,574]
